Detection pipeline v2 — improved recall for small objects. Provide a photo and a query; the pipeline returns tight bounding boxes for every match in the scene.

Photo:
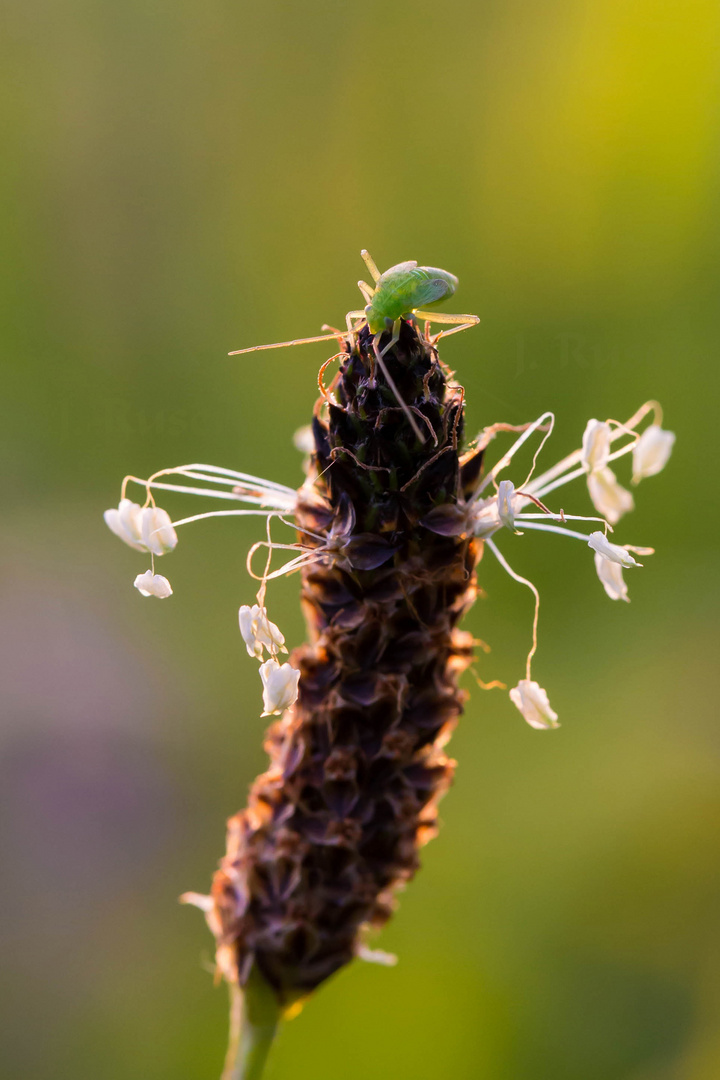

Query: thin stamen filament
[514,521,594,542]
[516,512,610,526]
[247,551,320,582]
[518,413,556,490]
[524,401,658,496]
[179,463,299,496]
[127,478,297,509]
[486,539,540,681]
[527,439,637,500]
[170,509,289,528]
[474,412,554,500]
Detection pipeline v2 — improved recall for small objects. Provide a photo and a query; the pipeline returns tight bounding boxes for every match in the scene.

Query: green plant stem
[221,975,280,1080]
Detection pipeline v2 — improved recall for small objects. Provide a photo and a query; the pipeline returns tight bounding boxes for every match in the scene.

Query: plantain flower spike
[632,424,676,484]
[594,553,630,602]
[134,570,173,598]
[509,679,559,730]
[239,604,287,659]
[259,658,300,716]
[101,255,676,1075]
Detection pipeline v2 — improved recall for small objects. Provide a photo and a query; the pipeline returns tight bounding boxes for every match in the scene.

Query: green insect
[354,250,478,354]
[230,251,479,441]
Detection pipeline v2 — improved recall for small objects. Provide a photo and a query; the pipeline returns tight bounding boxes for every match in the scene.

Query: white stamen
[586,467,634,525]
[104,499,146,552]
[170,509,289,529]
[259,658,300,716]
[632,425,676,484]
[140,506,178,555]
[105,500,178,555]
[587,532,642,567]
[239,605,287,659]
[516,513,610,526]
[594,553,630,602]
[486,539,540,681]
[497,480,516,529]
[134,571,173,598]
[509,679,559,730]
[474,412,554,499]
[513,521,596,542]
[581,419,612,472]
[525,402,659,498]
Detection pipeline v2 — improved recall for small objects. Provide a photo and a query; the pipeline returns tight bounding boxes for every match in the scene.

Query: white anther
[581,419,612,473]
[594,553,630,602]
[509,679,559,730]
[497,480,516,530]
[586,466,634,525]
[104,499,146,552]
[239,604,287,659]
[632,425,676,484]
[259,658,300,716]
[133,570,173,598]
[140,506,178,555]
[587,531,641,567]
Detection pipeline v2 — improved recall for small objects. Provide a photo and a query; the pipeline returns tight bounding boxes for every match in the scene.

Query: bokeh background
[2,2,719,1077]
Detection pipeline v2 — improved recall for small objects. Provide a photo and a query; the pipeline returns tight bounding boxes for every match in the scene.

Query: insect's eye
[364,303,372,318]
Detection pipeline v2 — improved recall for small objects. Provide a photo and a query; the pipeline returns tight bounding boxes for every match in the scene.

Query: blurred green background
[2,1,719,1077]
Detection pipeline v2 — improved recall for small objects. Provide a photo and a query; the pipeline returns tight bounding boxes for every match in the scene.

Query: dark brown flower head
[205,320,482,1000]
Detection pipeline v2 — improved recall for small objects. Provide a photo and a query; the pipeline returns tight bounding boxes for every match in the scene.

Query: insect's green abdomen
[365,263,459,334]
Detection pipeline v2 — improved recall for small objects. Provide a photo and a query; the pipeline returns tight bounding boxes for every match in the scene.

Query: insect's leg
[357,280,375,303]
[360,250,382,283]
[345,310,367,333]
[377,318,401,359]
[229,332,348,356]
[372,325,426,443]
[412,310,480,345]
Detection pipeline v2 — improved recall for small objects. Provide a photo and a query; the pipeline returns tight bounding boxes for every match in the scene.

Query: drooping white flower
[134,570,173,598]
[587,531,640,567]
[239,604,287,659]
[104,499,147,552]
[586,466,634,525]
[594,553,629,602]
[140,506,178,555]
[632,425,676,484]
[259,658,300,716]
[104,500,178,555]
[581,419,611,473]
[509,679,559,730]
[497,480,516,530]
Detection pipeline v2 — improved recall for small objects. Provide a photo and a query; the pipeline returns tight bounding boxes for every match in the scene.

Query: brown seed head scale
[206,320,484,1005]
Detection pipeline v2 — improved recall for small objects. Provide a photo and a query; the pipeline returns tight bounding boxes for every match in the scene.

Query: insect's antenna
[229,332,347,357]
[360,249,382,283]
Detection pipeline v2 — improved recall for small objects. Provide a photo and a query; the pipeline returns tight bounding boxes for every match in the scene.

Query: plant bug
[229,251,479,441]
